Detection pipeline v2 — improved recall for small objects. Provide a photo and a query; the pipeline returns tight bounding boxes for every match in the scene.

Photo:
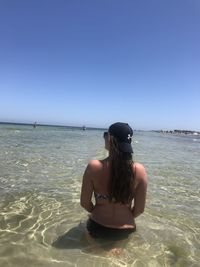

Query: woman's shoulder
[86,159,104,172]
[134,162,146,171]
[133,162,147,182]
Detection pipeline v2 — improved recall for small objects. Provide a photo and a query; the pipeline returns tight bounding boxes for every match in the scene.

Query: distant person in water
[80,122,148,244]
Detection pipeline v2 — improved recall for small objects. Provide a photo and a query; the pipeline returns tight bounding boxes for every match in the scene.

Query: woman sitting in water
[80,122,147,242]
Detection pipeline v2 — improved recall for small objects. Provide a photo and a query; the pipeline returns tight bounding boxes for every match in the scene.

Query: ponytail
[109,136,135,204]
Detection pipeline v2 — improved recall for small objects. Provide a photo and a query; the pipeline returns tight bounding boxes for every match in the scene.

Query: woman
[80,122,147,241]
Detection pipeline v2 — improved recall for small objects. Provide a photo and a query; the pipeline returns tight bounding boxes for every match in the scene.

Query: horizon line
[0,121,199,133]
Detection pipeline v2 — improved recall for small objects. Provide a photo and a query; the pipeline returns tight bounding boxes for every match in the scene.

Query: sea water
[0,124,199,267]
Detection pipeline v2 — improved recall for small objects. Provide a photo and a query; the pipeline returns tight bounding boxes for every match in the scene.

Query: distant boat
[82,125,86,131]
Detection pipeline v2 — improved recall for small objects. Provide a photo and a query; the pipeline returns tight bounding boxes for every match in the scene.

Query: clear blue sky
[0,0,200,130]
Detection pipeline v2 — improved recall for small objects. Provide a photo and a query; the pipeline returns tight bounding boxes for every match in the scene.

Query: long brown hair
[109,136,135,204]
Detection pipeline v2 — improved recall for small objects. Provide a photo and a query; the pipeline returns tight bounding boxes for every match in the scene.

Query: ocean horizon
[0,121,107,131]
[1,121,200,134]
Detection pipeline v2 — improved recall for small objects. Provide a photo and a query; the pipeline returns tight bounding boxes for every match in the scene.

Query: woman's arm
[80,161,95,212]
[132,163,148,218]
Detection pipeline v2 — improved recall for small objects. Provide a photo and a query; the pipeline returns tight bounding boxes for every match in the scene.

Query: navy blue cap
[108,122,133,153]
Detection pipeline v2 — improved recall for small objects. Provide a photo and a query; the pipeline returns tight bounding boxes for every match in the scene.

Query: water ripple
[0,127,200,266]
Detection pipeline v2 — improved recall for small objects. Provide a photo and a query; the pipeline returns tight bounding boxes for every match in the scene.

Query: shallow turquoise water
[0,124,199,267]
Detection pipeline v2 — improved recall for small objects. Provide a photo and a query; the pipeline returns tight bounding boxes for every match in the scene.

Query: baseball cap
[108,122,133,153]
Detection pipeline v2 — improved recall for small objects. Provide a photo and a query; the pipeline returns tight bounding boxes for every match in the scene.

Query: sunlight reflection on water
[0,125,200,266]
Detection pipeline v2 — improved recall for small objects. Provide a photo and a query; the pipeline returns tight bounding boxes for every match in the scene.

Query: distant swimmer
[82,125,86,130]
[33,122,37,128]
